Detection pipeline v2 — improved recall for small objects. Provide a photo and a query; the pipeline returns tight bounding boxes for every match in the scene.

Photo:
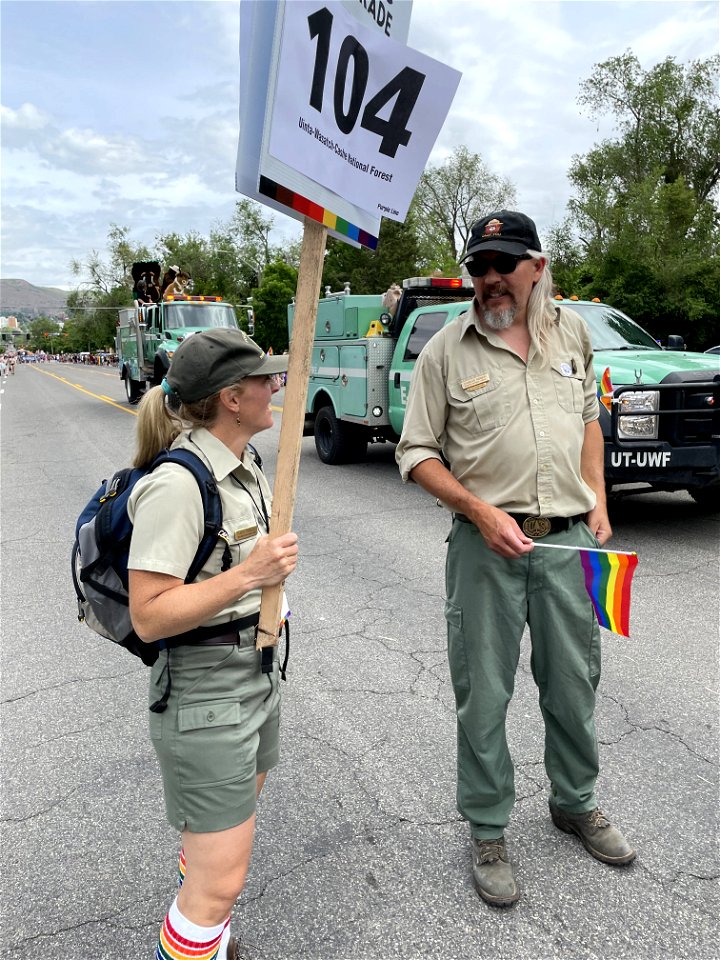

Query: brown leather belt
[454,513,584,538]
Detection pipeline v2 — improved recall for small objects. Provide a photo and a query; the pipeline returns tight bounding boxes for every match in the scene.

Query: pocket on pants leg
[445,600,470,697]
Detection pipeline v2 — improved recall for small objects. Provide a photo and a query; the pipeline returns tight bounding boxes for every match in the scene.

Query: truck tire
[688,484,719,511]
[124,375,143,404]
[314,405,368,464]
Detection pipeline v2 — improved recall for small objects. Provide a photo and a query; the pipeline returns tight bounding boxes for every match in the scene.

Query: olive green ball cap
[167,328,288,403]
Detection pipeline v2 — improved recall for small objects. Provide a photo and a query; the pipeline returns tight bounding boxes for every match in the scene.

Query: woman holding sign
[127,328,298,960]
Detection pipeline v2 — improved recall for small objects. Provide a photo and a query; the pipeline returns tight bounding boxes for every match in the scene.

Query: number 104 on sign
[267,0,461,222]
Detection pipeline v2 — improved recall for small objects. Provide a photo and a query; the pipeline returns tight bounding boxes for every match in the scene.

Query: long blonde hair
[526,251,557,364]
[132,382,246,468]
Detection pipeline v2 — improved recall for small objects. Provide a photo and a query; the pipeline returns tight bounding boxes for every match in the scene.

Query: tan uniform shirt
[128,427,271,626]
[396,303,600,517]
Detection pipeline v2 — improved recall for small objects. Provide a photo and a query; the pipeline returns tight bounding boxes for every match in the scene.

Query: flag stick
[532,542,637,556]
[257,217,327,648]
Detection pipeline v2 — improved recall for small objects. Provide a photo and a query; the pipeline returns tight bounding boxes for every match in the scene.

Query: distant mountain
[0,279,68,317]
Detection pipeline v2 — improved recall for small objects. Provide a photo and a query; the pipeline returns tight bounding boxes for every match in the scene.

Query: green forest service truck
[289,278,720,507]
[117,294,239,403]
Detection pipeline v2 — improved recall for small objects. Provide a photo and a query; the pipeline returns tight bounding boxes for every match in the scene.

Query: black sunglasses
[465,253,532,277]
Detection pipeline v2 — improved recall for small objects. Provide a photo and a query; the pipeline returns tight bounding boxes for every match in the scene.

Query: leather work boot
[471,837,520,907]
[549,800,637,865]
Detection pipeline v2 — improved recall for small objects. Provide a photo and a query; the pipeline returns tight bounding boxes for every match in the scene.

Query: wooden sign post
[257,218,327,648]
[242,1,461,648]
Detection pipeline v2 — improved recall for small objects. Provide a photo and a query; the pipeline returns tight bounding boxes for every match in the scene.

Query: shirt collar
[182,426,254,483]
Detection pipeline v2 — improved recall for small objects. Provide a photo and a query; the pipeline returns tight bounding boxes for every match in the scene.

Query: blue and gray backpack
[72,449,222,667]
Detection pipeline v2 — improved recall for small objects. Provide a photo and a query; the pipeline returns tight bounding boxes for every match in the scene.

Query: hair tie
[161,377,179,399]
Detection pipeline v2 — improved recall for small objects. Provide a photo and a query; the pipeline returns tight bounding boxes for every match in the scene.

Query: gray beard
[481,305,516,330]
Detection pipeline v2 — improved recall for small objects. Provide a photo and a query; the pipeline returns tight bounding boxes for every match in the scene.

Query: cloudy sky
[1,0,717,290]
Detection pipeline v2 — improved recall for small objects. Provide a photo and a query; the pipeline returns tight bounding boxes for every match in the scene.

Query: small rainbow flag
[579,549,638,637]
[598,367,614,410]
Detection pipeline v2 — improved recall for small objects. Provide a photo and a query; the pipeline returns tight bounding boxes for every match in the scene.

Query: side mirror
[666,335,685,351]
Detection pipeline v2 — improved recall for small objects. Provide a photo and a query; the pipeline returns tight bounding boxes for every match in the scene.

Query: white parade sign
[266,0,460,222]
[237,0,412,244]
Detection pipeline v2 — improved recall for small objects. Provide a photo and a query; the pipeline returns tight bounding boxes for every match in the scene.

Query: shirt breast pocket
[448,374,509,432]
[213,509,261,571]
[551,360,585,414]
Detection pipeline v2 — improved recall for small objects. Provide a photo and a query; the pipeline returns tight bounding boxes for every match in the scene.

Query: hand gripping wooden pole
[257,218,327,648]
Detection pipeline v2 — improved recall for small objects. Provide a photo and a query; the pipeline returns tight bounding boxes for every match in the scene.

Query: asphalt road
[1,360,718,960]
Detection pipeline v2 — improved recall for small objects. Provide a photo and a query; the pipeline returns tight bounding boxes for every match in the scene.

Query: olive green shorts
[148,631,280,833]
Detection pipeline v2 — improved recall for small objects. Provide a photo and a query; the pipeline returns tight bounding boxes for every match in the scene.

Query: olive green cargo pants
[445,516,602,840]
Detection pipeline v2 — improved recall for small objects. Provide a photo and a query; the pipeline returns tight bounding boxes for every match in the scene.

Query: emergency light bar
[403,277,473,290]
[166,295,222,302]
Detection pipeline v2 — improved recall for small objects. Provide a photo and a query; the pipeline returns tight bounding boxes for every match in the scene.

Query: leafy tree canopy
[576,51,720,204]
[27,316,64,353]
[68,201,302,350]
[250,261,298,353]
[554,51,720,348]
[410,145,516,263]
[322,212,422,295]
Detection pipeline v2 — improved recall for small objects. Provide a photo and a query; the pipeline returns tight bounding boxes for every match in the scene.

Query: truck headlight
[617,390,659,439]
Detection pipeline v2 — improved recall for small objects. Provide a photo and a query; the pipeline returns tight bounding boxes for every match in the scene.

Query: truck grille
[661,383,719,444]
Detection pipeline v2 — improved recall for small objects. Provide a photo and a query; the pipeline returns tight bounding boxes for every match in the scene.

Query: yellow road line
[30,365,285,415]
[29,365,137,416]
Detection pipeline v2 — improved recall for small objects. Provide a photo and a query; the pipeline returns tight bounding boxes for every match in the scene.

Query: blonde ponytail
[132,387,183,468]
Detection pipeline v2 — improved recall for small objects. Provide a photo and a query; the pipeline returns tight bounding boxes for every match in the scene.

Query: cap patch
[483,219,503,238]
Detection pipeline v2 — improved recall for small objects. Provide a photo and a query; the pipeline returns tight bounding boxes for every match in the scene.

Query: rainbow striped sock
[156,897,229,960]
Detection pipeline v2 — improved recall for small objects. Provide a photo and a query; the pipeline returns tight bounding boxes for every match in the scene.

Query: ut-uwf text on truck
[289,277,720,508]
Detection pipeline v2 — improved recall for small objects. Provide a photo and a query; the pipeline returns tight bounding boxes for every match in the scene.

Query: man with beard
[396,211,635,909]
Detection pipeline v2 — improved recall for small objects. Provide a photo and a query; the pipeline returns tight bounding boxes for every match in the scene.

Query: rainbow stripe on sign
[580,549,638,637]
[259,176,379,249]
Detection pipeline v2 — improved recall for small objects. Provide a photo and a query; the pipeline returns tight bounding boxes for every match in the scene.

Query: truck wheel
[125,376,142,404]
[688,484,719,511]
[314,405,367,464]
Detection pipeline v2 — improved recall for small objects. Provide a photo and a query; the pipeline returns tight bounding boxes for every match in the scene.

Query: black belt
[454,512,584,538]
[165,612,260,648]
[187,614,285,679]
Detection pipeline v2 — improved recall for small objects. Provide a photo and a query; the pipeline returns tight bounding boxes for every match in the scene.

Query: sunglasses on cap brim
[465,253,532,277]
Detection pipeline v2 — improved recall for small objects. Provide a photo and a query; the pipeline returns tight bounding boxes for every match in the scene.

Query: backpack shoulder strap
[246,442,263,472]
[150,449,223,583]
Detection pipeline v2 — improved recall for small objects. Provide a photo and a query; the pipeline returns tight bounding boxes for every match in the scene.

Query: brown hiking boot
[471,837,520,907]
[549,800,636,865]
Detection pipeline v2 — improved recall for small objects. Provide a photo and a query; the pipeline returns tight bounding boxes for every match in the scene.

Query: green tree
[28,316,62,352]
[410,146,517,264]
[155,231,213,290]
[322,212,422,295]
[250,261,298,352]
[155,200,302,308]
[70,224,151,295]
[577,52,720,206]
[558,52,720,347]
[69,224,148,349]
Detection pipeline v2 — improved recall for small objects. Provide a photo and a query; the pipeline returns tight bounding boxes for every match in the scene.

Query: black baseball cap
[460,210,542,262]
[167,328,288,403]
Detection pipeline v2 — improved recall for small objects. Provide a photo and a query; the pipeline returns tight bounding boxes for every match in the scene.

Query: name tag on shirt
[461,374,490,392]
[234,524,258,542]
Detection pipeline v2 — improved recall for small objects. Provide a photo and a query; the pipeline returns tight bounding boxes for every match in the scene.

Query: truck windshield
[568,303,659,351]
[164,303,238,330]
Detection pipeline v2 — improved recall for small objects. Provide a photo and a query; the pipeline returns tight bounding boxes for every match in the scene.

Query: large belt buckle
[522,516,552,538]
